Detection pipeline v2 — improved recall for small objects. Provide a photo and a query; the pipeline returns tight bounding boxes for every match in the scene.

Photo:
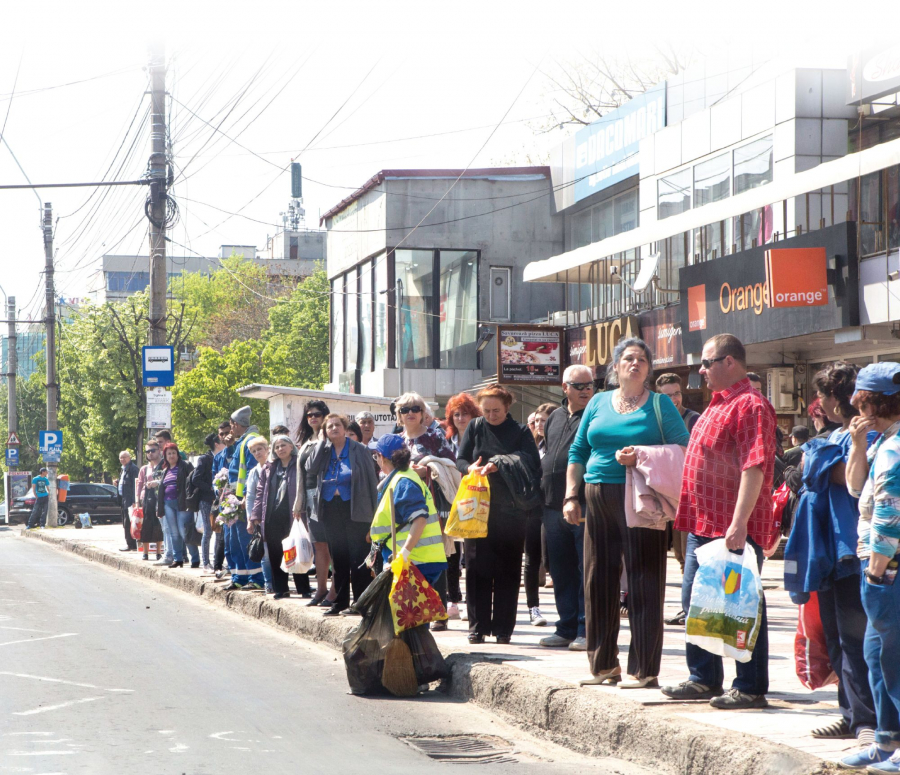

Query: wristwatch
[563,495,580,505]
[865,568,885,585]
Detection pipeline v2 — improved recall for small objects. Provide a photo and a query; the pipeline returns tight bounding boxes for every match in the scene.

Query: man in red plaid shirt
[661,333,776,710]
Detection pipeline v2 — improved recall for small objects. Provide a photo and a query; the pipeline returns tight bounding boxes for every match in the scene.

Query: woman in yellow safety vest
[370,434,447,584]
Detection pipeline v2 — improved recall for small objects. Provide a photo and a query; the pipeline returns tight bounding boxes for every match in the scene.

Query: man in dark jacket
[539,364,594,650]
[117,451,140,552]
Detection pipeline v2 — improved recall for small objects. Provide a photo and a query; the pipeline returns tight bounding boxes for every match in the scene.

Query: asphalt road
[0,527,645,775]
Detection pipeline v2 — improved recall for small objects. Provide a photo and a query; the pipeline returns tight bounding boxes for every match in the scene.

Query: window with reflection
[439,251,478,368]
[658,169,691,219]
[592,200,614,243]
[344,267,358,372]
[660,233,690,303]
[614,190,638,233]
[733,136,773,195]
[331,276,344,381]
[358,261,373,372]
[374,256,388,369]
[572,210,592,249]
[394,249,434,368]
[694,153,730,207]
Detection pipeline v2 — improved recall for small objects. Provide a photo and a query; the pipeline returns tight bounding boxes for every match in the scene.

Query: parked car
[10,483,121,526]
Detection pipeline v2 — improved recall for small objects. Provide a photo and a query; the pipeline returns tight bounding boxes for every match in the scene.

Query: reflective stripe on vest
[236,432,260,498]
[370,469,446,566]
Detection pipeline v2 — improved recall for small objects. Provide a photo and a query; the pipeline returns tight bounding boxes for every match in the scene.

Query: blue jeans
[163,500,194,562]
[199,500,213,567]
[26,497,49,528]
[860,558,900,749]
[682,533,769,695]
[541,507,585,640]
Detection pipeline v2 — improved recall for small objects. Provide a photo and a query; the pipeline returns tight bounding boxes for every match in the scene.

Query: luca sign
[574,81,666,203]
[680,224,856,350]
[142,346,175,387]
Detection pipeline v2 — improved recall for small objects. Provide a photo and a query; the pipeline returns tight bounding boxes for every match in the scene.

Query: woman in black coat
[456,385,541,645]
[156,443,195,569]
[250,434,299,600]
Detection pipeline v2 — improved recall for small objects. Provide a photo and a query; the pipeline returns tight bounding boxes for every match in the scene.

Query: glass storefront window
[733,135,773,195]
[439,251,478,369]
[374,256,388,369]
[344,268,358,372]
[693,220,731,262]
[359,261,372,372]
[614,190,638,233]
[331,276,344,382]
[694,153,731,207]
[658,169,691,219]
[572,210,592,249]
[394,249,434,369]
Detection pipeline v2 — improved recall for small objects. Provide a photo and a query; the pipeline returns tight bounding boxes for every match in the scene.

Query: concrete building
[321,167,565,409]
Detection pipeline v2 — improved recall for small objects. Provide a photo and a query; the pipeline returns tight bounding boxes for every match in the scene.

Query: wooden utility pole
[6,295,16,468]
[43,203,59,528]
[147,43,167,348]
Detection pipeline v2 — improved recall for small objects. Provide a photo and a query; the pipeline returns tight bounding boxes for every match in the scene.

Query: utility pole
[43,203,59,528]
[7,295,16,469]
[147,43,167,348]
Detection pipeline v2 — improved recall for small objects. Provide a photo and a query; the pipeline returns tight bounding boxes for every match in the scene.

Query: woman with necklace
[565,338,689,689]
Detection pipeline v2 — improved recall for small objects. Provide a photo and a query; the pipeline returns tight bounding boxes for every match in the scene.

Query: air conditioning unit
[766,367,797,413]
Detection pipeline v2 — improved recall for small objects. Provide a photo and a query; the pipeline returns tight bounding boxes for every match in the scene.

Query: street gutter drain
[399,734,518,764]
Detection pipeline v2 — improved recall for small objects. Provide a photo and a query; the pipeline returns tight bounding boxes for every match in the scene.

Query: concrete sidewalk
[21,524,844,774]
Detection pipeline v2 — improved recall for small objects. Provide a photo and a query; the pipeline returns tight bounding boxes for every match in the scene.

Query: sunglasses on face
[306,411,323,418]
[398,406,422,415]
[145,448,158,454]
[700,355,727,369]
[566,381,593,391]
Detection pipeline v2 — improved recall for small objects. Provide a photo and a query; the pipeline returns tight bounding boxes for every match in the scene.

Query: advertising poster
[497,325,563,385]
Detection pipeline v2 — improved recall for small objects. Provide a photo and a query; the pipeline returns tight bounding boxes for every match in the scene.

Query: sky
[0,0,895,323]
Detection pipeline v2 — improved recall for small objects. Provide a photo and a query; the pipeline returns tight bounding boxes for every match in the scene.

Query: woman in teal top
[565,337,689,689]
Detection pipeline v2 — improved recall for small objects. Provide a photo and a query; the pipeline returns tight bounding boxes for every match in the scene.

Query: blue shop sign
[573,81,666,203]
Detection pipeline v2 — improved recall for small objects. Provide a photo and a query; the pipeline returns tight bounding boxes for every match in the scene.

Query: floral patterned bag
[388,554,447,636]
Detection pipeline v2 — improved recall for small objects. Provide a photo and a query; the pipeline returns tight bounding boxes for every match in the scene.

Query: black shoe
[223,582,244,591]
[495,635,511,645]
[431,620,448,632]
[467,634,485,644]
[190,562,200,569]
[323,604,347,616]
[168,561,184,568]
[119,547,136,552]
[142,554,149,561]
[660,681,724,701]
[709,688,768,709]
[665,610,687,626]
[156,554,162,561]
[319,597,337,607]
[273,592,290,600]
[306,593,327,607]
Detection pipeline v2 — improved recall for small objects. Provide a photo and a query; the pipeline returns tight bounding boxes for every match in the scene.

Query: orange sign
[687,284,707,332]
[765,248,828,308]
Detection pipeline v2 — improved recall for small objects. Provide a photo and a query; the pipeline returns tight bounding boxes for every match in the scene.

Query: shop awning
[524,135,900,284]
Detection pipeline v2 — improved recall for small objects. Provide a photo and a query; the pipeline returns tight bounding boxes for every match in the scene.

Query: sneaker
[460,606,468,622]
[539,634,573,648]
[245,582,264,591]
[660,680,724,701]
[222,582,244,591]
[839,744,894,770]
[447,603,460,620]
[529,607,548,626]
[152,559,172,567]
[202,564,214,574]
[811,719,853,739]
[868,751,900,773]
[709,688,768,710]
[568,636,587,651]
[215,569,225,579]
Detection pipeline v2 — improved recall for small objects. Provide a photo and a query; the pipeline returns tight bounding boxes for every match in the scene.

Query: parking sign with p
[39,430,63,464]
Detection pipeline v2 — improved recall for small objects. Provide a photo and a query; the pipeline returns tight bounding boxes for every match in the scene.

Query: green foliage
[0,357,48,481]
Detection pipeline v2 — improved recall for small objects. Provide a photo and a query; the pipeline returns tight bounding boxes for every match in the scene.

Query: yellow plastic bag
[444,472,490,539]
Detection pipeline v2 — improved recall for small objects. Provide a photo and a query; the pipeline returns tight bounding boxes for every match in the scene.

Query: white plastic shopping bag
[685,538,763,663]
[282,519,314,575]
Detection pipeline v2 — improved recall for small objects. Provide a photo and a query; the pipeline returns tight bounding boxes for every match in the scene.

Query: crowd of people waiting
[107,329,900,771]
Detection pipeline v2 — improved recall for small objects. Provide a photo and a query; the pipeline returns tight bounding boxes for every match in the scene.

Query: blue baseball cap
[375,433,406,457]
[853,363,900,399]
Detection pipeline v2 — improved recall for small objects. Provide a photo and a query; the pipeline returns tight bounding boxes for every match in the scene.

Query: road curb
[20,528,835,775]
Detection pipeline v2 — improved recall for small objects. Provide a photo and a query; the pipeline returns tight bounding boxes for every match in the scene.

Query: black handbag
[248,525,265,563]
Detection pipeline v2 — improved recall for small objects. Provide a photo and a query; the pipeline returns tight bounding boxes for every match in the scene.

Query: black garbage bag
[342,568,395,695]
[401,623,449,686]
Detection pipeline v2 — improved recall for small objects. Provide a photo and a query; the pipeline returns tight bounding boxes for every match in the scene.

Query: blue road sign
[39,430,63,463]
[142,346,175,387]
[5,448,18,467]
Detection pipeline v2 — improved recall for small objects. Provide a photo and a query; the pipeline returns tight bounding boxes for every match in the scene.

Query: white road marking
[0,671,133,693]
[7,750,76,755]
[4,731,54,736]
[158,730,174,735]
[169,743,189,753]
[13,696,105,716]
[0,625,51,632]
[0,633,77,648]
[210,731,237,741]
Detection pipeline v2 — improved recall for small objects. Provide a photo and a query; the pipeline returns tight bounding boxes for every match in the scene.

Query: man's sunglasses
[566,381,594,391]
[144,448,158,454]
[306,411,324,418]
[700,355,727,369]
[398,406,422,415]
